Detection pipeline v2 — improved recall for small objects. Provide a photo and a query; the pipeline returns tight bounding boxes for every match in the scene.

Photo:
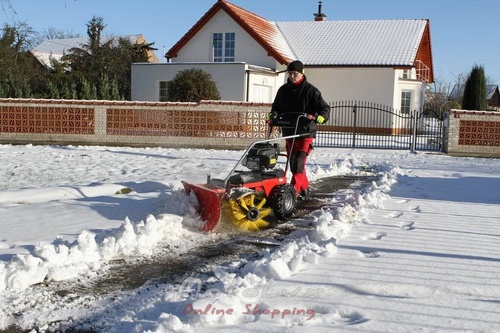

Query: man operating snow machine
[270,60,330,200]
[182,113,316,233]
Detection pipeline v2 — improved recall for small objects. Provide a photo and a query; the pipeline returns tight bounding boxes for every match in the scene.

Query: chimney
[314,1,327,21]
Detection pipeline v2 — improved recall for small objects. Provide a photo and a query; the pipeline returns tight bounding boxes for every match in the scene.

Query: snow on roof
[33,37,86,55]
[276,19,428,66]
[31,35,142,67]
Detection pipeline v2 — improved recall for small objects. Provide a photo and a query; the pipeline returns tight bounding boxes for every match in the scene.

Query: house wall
[173,10,277,70]
[131,62,247,101]
[305,68,396,106]
[306,67,426,112]
[488,89,499,111]
[135,35,160,63]
[132,64,426,111]
[396,73,427,113]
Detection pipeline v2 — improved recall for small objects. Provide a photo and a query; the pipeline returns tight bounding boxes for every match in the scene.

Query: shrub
[167,69,220,102]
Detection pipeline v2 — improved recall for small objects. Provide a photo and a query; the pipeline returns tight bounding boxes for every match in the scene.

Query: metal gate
[315,101,443,151]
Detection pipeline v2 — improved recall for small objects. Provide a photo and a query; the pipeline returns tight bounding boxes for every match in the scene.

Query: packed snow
[0,143,499,332]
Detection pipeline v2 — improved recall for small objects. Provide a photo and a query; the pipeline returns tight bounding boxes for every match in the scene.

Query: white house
[131,0,434,114]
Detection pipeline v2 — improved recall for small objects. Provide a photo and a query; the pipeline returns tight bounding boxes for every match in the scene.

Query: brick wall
[444,109,500,157]
[0,98,273,150]
[4,100,499,158]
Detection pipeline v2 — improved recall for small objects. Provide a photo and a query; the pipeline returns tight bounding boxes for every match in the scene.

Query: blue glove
[316,115,325,124]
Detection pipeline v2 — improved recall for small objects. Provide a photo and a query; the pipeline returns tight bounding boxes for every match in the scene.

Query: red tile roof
[166,0,294,64]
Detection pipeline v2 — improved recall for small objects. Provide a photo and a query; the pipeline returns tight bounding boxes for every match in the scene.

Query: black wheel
[269,184,297,221]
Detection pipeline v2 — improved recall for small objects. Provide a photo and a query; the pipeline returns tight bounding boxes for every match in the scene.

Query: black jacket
[271,76,330,138]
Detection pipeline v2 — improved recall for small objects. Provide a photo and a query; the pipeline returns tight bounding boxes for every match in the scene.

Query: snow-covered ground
[1,143,499,332]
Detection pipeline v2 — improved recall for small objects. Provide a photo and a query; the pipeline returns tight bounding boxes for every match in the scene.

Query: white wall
[132,62,283,103]
[131,63,247,101]
[306,68,397,106]
[173,10,277,69]
[133,63,427,110]
[396,74,427,113]
[305,67,426,112]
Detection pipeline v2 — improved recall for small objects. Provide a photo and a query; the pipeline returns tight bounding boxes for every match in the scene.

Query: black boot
[298,188,309,201]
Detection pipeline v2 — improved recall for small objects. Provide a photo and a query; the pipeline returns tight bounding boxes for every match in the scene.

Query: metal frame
[314,101,443,152]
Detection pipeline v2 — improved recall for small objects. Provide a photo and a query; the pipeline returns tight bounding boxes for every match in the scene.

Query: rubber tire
[269,184,297,221]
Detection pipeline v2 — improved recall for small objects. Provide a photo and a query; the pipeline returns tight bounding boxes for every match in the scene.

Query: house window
[401,90,412,114]
[213,32,235,62]
[402,69,411,79]
[159,81,168,101]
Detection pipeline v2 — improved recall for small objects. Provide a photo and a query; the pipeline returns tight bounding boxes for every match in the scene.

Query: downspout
[245,69,250,102]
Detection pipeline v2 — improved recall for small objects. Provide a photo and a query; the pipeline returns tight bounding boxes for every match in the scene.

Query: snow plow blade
[182,181,225,232]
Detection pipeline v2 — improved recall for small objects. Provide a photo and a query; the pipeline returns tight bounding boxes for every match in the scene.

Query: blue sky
[2,0,499,86]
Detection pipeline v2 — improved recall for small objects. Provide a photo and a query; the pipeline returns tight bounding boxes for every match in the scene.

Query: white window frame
[159,81,168,102]
[212,32,235,63]
[401,90,412,114]
[402,69,411,79]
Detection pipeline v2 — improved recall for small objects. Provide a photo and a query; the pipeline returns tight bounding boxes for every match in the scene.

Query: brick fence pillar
[94,106,107,140]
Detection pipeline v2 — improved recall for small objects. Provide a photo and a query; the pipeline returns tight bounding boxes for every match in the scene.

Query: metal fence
[315,101,443,151]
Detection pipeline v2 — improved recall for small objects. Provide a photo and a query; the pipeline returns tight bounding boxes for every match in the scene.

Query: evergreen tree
[71,82,78,99]
[90,84,97,100]
[60,16,151,100]
[61,83,74,99]
[99,74,111,100]
[110,79,121,100]
[462,65,487,111]
[167,69,221,102]
[80,78,93,99]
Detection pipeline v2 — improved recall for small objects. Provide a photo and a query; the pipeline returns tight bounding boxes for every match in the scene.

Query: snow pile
[0,189,204,292]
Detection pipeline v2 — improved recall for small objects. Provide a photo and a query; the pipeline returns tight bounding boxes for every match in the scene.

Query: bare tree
[424,70,478,119]
[41,27,82,40]
[1,0,15,13]
[1,21,36,52]
[32,27,82,48]
[447,71,468,108]
[2,0,73,15]
[424,76,454,120]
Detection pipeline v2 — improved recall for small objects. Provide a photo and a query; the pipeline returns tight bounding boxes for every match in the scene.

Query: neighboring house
[449,84,500,111]
[131,0,434,116]
[31,34,159,68]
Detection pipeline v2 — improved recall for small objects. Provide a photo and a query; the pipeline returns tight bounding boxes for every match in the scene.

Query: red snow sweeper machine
[182,113,313,233]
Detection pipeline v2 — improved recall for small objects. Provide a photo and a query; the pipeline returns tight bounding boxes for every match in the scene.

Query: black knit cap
[287,60,304,73]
